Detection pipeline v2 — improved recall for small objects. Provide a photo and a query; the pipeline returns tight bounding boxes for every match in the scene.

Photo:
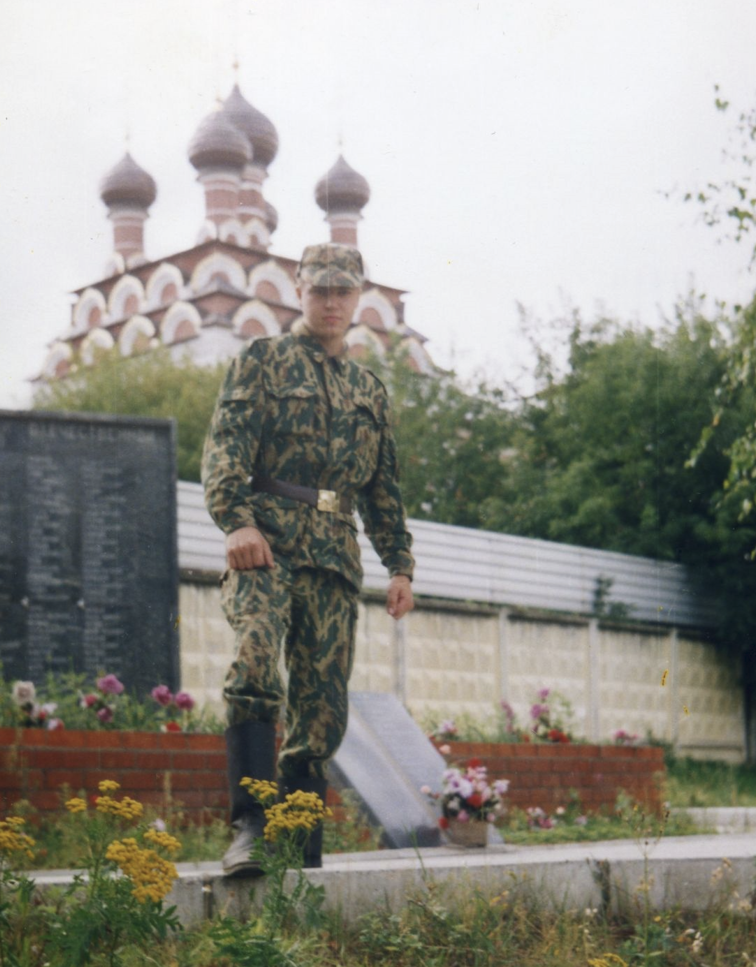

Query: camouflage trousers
[220,560,358,779]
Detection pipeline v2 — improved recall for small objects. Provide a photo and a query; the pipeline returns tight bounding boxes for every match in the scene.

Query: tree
[364,345,516,529]
[683,85,756,272]
[33,350,226,481]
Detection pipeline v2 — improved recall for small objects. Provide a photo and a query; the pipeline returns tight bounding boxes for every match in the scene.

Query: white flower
[12,681,35,706]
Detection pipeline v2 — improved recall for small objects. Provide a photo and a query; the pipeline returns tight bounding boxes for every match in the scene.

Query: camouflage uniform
[202,309,414,779]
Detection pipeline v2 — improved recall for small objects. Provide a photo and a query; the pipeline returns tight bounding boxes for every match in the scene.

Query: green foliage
[33,350,226,482]
[367,342,516,528]
[1,783,182,967]
[682,84,756,269]
[665,754,756,808]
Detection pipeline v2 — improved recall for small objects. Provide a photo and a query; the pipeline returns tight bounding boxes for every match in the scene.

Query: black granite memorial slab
[0,411,179,695]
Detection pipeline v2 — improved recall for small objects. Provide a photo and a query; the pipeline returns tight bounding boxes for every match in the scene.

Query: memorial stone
[0,411,179,695]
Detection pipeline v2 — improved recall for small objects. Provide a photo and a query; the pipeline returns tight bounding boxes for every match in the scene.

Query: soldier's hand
[226,526,275,570]
[387,575,414,620]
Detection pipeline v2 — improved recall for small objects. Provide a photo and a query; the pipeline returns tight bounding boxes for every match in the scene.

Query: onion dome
[223,84,279,168]
[188,109,251,171]
[315,155,370,214]
[99,153,157,208]
[264,200,278,234]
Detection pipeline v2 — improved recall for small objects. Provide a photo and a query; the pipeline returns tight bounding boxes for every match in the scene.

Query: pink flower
[457,809,470,823]
[97,706,114,724]
[530,703,548,720]
[174,691,195,711]
[151,684,173,707]
[420,785,432,796]
[80,693,99,709]
[97,674,124,695]
[11,681,36,706]
[439,744,451,755]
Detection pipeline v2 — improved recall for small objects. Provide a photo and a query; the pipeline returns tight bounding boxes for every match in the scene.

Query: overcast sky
[2,0,756,408]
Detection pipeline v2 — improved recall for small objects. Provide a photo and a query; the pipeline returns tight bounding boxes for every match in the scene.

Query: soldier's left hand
[387,575,414,620]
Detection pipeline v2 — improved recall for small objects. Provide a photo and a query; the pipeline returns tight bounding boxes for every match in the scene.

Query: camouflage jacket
[202,331,414,590]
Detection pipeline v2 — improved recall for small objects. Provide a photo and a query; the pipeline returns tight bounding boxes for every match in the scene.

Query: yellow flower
[106,838,178,904]
[65,797,87,813]
[0,818,36,860]
[95,795,144,821]
[98,779,121,794]
[262,790,332,844]
[241,778,278,804]
[144,828,182,854]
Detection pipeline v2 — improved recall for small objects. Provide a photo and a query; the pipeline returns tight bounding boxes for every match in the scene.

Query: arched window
[73,287,108,332]
[42,342,73,379]
[144,263,185,310]
[346,325,386,360]
[248,260,298,307]
[219,218,250,248]
[232,300,281,340]
[357,288,398,332]
[160,302,202,345]
[191,252,246,293]
[245,216,270,251]
[80,328,115,366]
[119,316,156,356]
[108,275,145,321]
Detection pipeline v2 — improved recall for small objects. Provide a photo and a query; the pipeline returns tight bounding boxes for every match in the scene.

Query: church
[39,85,434,380]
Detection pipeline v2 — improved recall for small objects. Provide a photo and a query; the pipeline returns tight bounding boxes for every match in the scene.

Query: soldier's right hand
[226,526,275,570]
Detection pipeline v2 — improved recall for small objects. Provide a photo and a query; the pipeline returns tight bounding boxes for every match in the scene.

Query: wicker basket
[446,818,489,848]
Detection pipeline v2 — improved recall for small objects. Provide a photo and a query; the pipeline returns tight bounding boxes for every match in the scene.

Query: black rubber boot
[222,720,277,878]
[279,773,328,869]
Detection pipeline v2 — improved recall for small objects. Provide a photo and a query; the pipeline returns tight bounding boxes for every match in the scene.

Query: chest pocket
[352,392,385,454]
[265,379,321,437]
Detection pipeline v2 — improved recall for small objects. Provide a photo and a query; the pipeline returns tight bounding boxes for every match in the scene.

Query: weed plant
[666,754,756,807]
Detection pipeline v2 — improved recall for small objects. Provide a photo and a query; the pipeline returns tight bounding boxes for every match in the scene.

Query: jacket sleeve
[201,348,265,535]
[356,394,415,581]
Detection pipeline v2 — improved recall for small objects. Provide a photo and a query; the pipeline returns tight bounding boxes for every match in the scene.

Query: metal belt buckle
[317,489,339,513]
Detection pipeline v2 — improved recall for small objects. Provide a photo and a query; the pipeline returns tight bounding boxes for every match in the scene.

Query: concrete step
[29,833,756,926]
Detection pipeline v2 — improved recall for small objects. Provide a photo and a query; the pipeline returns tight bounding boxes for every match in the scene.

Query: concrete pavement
[29,832,756,926]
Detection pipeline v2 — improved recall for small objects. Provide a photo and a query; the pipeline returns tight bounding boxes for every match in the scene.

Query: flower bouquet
[423,758,509,847]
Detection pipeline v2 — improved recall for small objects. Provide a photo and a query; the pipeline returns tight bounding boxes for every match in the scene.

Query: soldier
[202,243,415,876]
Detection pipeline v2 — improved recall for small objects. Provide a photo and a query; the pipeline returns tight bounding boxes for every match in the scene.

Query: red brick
[121,733,163,750]
[29,749,94,769]
[202,752,227,772]
[100,751,139,769]
[171,752,206,771]
[0,769,25,791]
[44,770,84,791]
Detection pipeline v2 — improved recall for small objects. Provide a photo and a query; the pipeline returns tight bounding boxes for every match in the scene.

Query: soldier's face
[297,282,360,355]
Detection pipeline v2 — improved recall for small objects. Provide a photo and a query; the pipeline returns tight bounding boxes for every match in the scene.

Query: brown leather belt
[253,476,353,514]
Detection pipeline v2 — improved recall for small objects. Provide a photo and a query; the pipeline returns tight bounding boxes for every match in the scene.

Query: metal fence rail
[178,480,716,628]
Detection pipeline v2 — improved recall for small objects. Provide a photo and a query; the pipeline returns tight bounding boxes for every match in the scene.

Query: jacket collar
[294,329,349,368]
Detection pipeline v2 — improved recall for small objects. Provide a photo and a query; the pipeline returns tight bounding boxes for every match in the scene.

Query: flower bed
[0,728,350,826]
[432,740,665,814]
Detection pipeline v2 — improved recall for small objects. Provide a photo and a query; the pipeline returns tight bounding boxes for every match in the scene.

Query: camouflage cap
[296,243,364,288]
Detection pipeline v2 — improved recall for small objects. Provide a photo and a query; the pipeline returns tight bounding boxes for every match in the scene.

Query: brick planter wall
[0,728,230,823]
[0,729,664,826]
[433,741,665,814]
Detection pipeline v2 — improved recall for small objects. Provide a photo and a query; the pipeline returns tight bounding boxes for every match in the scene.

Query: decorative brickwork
[433,740,665,814]
[1,728,663,830]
